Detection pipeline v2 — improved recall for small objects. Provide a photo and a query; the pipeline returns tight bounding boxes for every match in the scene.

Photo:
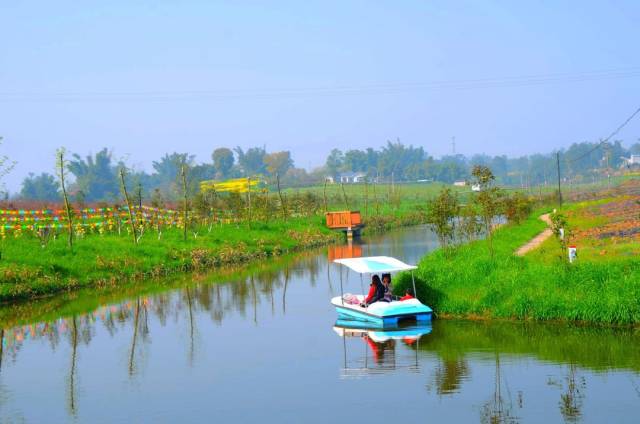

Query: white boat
[331,256,433,326]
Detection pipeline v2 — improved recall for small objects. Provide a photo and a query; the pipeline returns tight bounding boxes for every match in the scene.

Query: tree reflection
[432,358,469,395]
[559,363,585,423]
[67,316,78,418]
[480,352,519,424]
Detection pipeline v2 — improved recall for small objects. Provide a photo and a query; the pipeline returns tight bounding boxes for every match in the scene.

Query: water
[0,225,638,423]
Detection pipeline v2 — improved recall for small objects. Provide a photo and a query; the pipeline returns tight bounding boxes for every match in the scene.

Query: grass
[0,216,340,301]
[0,199,430,302]
[394,200,640,325]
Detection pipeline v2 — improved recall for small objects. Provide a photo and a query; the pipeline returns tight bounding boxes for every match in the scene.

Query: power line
[566,105,640,163]
[2,67,640,102]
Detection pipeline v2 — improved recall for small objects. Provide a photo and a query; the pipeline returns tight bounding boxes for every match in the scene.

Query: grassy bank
[395,199,640,325]
[0,204,428,302]
[0,216,341,301]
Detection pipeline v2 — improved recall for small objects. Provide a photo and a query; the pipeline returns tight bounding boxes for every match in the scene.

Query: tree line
[17,139,640,202]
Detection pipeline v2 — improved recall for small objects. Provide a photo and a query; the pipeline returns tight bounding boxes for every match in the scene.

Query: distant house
[325,175,335,184]
[339,172,366,184]
[622,154,640,167]
[453,181,466,187]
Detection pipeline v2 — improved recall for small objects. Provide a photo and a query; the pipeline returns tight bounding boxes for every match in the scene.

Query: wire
[1,67,640,102]
[566,105,640,163]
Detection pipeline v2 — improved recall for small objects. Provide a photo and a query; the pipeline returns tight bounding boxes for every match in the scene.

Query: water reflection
[334,320,431,378]
[0,226,639,423]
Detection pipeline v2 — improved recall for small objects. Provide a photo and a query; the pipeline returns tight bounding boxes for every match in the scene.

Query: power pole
[556,152,562,207]
[451,136,456,155]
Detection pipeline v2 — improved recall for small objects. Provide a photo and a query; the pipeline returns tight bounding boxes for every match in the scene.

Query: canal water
[0,226,638,423]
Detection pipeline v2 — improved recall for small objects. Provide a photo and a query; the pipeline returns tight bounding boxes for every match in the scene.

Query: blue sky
[1,1,639,191]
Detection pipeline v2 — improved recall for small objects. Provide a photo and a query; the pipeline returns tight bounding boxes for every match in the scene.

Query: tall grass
[394,211,640,325]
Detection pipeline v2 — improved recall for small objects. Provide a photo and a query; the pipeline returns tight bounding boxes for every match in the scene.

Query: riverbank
[0,207,428,302]
[396,196,640,325]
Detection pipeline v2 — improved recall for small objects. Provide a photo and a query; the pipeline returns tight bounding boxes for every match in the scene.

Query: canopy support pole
[339,266,344,305]
[411,271,417,300]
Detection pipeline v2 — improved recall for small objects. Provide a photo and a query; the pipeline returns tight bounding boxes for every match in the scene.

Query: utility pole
[556,152,562,207]
[451,136,456,155]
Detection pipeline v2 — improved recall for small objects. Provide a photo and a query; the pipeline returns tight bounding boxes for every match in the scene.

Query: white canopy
[333,256,417,274]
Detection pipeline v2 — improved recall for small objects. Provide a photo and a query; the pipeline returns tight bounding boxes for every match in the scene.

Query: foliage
[212,147,234,179]
[502,192,533,224]
[471,165,503,258]
[549,212,571,263]
[67,148,120,201]
[425,188,459,252]
[20,173,60,201]
[234,146,267,176]
[264,151,294,177]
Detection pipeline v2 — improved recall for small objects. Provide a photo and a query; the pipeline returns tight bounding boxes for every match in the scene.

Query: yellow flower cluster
[200,177,260,194]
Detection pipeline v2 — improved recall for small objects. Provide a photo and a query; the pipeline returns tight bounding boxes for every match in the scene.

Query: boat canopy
[333,256,417,274]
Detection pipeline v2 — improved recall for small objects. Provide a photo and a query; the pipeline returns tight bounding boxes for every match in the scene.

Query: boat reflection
[333,319,432,378]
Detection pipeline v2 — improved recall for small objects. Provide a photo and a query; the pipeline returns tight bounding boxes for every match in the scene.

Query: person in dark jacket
[361,274,385,307]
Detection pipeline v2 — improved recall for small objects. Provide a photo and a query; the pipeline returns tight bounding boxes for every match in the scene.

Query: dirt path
[515,213,552,256]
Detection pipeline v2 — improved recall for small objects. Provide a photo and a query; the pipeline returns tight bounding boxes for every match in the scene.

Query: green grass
[394,206,640,325]
[0,216,340,301]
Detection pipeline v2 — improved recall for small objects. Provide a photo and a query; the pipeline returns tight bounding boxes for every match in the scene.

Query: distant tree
[426,187,459,254]
[212,148,235,179]
[234,146,266,176]
[66,148,119,201]
[264,151,294,177]
[325,149,344,179]
[0,137,16,198]
[343,149,368,172]
[629,141,640,155]
[150,152,195,197]
[20,173,60,201]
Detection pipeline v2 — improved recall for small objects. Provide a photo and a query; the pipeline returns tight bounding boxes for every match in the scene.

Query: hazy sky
[1,1,640,191]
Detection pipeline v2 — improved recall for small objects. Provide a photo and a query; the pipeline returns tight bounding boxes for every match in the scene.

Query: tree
[212,148,235,179]
[234,146,266,176]
[150,152,195,198]
[264,151,294,177]
[20,173,60,201]
[66,148,119,201]
[325,149,344,179]
[0,137,16,197]
[471,165,503,259]
[426,188,459,253]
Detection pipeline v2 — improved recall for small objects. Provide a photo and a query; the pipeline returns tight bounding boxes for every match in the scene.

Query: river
[0,225,638,423]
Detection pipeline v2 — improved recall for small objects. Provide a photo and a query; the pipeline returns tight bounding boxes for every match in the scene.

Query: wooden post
[57,150,74,249]
[247,177,252,229]
[276,173,287,221]
[373,180,379,215]
[323,178,328,213]
[341,183,350,210]
[119,168,138,244]
[181,164,188,241]
[364,178,369,217]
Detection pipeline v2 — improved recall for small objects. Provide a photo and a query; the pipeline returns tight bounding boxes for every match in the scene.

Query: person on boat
[381,273,393,302]
[361,274,385,307]
[400,288,414,301]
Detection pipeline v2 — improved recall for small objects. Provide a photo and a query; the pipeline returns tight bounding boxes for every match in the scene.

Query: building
[338,172,367,184]
[622,155,640,167]
[453,181,466,187]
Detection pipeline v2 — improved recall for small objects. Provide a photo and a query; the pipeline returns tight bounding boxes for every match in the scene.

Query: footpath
[515,213,552,256]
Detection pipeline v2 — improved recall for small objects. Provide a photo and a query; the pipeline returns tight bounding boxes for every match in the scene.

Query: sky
[1,0,640,192]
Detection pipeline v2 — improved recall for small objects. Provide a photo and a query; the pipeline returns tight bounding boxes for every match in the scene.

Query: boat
[330,256,433,326]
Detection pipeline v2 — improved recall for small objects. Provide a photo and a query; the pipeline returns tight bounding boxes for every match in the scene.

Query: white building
[622,154,640,167]
[339,172,367,183]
